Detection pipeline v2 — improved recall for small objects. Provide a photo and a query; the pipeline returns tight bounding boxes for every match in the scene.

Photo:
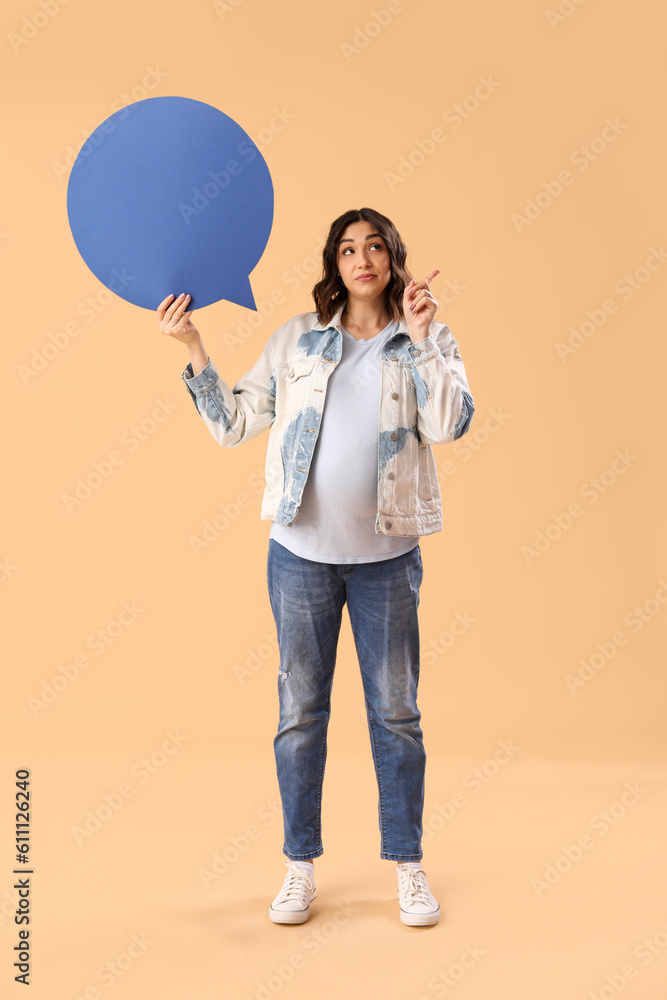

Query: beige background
[2,0,666,997]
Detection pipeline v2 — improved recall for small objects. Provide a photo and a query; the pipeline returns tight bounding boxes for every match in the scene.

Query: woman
[157,207,475,927]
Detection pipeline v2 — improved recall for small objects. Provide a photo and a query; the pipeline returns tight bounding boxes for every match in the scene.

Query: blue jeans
[266,537,426,862]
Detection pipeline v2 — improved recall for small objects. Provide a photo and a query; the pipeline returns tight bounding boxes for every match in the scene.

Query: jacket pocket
[285,358,317,382]
[279,358,318,414]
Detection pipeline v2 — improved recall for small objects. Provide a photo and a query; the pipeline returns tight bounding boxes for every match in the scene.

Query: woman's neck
[340,298,392,338]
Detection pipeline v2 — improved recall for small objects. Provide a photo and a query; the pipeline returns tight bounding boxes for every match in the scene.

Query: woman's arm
[403,274,475,445]
[408,323,475,445]
[157,292,276,448]
[187,335,210,378]
[180,346,276,448]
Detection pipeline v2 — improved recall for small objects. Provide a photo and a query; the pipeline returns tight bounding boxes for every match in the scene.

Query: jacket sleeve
[180,344,276,448]
[405,321,475,446]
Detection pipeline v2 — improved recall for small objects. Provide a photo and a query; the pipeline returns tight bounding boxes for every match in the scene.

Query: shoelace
[397,864,433,907]
[276,866,315,904]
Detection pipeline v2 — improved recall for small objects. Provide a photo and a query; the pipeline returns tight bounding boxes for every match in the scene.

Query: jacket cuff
[180,356,219,393]
[406,332,440,365]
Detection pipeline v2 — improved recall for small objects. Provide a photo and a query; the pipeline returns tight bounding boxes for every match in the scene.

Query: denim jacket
[180,300,475,536]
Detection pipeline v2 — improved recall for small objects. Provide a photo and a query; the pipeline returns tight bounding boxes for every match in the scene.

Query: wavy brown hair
[312,207,413,326]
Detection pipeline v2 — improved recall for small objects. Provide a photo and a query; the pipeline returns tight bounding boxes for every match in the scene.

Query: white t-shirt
[269,318,420,564]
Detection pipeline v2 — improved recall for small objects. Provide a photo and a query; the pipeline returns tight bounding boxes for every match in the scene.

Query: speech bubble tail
[224,275,257,311]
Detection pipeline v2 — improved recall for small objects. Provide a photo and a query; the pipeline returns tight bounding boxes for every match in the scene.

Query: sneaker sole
[269,889,317,924]
[400,905,441,926]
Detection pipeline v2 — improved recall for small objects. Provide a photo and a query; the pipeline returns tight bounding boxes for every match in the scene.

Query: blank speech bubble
[66,96,274,311]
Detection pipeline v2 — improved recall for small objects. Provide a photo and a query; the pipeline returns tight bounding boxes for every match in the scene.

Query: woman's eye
[342,243,383,254]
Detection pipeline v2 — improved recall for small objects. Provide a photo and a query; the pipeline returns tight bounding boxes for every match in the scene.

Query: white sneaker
[269,859,317,924]
[396,862,441,926]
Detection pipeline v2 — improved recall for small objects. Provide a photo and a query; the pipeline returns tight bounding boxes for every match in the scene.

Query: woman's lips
[356,275,375,281]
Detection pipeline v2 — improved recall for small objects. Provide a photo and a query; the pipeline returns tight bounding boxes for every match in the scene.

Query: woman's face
[336,221,392,303]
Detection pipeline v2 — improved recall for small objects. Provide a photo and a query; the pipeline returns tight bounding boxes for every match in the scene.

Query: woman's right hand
[157,293,200,345]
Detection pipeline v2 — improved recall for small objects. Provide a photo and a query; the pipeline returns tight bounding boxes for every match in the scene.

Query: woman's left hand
[403,270,440,342]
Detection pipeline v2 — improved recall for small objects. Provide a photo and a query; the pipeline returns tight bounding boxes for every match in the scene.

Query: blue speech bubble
[66,96,274,311]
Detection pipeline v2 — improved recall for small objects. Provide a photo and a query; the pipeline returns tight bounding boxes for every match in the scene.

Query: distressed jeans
[266,537,426,862]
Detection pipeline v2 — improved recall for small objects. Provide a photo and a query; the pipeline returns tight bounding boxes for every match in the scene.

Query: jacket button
[388,472,394,480]
[390,354,398,361]
[385,521,393,529]
[412,348,422,356]
[390,432,397,440]
[391,392,398,400]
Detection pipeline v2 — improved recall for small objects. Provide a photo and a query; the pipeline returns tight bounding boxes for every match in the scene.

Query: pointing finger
[406,270,440,293]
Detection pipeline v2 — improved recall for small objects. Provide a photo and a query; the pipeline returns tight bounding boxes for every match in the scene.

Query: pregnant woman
[156,206,475,926]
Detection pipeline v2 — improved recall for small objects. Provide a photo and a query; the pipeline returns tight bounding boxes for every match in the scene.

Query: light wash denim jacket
[180,300,475,536]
